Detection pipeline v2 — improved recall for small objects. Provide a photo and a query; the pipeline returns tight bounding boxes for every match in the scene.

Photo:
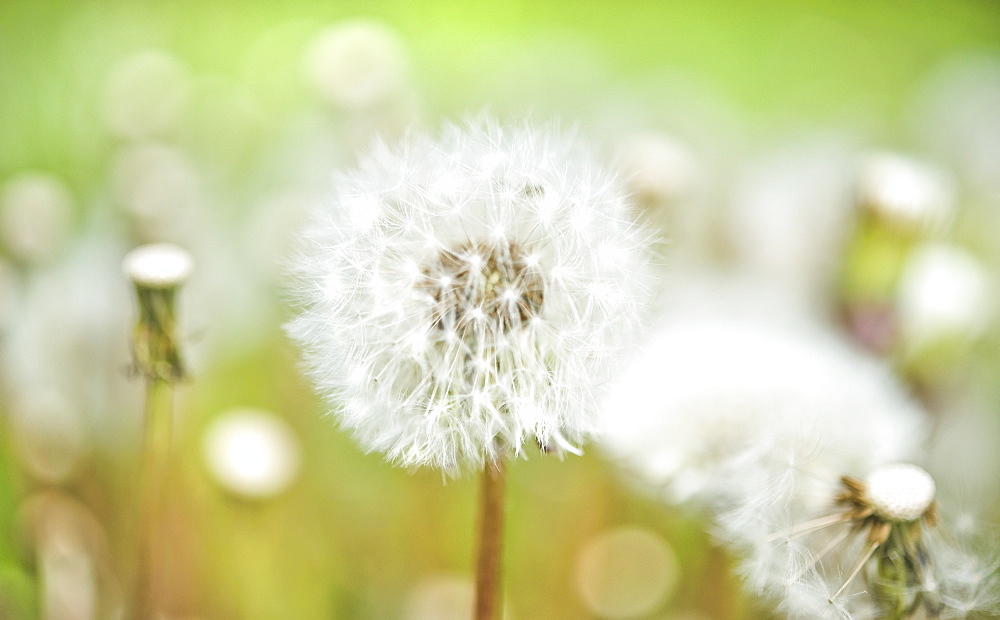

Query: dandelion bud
[123,243,193,382]
[856,152,955,234]
[0,173,73,264]
[897,243,992,351]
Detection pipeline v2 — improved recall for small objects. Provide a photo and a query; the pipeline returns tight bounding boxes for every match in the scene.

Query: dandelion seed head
[288,118,656,473]
[122,243,193,288]
[865,463,935,523]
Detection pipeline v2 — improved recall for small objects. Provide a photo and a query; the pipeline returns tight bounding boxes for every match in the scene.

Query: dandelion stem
[135,377,175,618]
[474,457,507,620]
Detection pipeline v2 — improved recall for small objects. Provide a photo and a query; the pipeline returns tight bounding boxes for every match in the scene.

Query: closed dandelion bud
[123,243,193,382]
[856,153,955,235]
[287,117,656,474]
[896,243,992,358]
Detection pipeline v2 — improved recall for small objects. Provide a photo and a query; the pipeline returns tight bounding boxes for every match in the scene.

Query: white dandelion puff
[287,117,656,473]
[600,288,927,504]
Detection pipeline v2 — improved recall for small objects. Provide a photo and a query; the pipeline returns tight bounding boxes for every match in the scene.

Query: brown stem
[474,458,507,620]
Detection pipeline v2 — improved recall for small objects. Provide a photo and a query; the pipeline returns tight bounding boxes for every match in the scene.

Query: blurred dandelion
[896,243,992,361]
[601,298,926,505]
[0,172,74,265]
[574,526,678,618]
[856,153,955,235]
[839,152,957,354]
[102,50,192,141]
[288,117,655,618]
[123,242,193,618]
[303,20,411,111]
[203,409,302,500]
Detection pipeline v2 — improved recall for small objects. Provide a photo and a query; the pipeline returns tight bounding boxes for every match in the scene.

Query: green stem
[135,378,174,619]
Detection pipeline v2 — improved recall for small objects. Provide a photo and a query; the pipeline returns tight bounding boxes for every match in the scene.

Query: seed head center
[421,241,544,336]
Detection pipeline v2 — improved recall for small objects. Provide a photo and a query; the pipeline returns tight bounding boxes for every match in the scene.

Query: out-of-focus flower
[123,243,193,383]
[19,493,124,620]
[110,143,205,242]
[202,409,302,500]
[303,20,411,111]
[0,257,17,332]
[402,575,484,620]
[1,231,140,448]
[613,131,709,260]
[896,243,992,352]
[122,243,193,290]
[601,299,926,504]
[7,390,88,485]
[102,50,191,140]
[856,152,955,234]
[910,55,1000,206]
[287,118,656,473]
[615,132,703,207]
[728,137,857,311]
[574,526,678,618]
[0,173,74,264]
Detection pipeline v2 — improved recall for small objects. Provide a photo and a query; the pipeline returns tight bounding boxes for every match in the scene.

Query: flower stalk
[123,243,193,618]
[474,458,507,620]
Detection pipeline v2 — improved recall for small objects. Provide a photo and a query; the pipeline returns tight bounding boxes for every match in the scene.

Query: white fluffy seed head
[122,243,193,288]
[287,117,656,473]
[866,462,936,522]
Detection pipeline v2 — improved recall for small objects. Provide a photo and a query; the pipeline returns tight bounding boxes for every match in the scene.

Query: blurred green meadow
[1,1,999,618]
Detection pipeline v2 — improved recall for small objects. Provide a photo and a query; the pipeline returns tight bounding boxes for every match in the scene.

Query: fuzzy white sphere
[866,463,935,522]
[897,243,992,347]
[122,243,193,288]
[203,410,302,499]
[288,118,655,472]
[857,152,954,232]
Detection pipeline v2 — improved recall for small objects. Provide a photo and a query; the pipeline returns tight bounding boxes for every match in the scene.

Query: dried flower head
[287,118,655,473]
[718,448,1000,619]
[123,243,193,382]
